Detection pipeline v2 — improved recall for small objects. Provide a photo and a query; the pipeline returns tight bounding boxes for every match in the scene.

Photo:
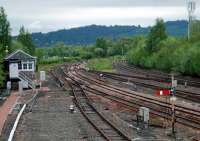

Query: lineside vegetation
[126,19,200,76]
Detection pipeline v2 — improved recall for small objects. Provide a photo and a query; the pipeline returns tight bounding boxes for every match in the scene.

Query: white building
[5,50,37,89]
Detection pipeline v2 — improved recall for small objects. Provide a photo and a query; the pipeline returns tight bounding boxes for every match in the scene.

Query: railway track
[91,70,200,103]
[50,68,132,141]
[113,61,200,88]
[62,65,200,130]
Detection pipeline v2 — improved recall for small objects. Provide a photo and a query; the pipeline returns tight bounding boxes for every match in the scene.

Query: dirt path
[0,92,18,135]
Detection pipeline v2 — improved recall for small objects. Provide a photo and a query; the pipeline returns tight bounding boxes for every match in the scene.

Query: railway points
[1,63,200,141]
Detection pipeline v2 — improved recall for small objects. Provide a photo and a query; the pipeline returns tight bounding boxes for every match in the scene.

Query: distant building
[4,50,37,89]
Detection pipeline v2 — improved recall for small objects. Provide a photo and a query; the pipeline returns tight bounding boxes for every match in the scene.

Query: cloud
[1,0,199,35]
[28,21,42,29]
[1,0,195,7]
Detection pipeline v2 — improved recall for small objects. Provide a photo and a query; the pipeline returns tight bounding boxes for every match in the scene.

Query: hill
[31,20,188,47]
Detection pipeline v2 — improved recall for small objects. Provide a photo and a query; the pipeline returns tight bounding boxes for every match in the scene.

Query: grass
[86,56,123,72]
[38,62,64,72]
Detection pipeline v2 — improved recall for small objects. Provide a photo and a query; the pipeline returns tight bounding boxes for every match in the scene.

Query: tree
[35,48,45,61]
[94,48,104,57]
[0,7,11,56]
[0,7,11,88]
[17,26,36,55]
[146,18,167,52]
[190,20,200,42]
[0,44,5,87]
[11,40,28,52]
[95,38,107,56]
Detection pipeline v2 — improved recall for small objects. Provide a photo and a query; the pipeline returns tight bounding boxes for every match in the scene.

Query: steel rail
[91,70,200,103]
[51,68,132,141]
[64,68,200,130]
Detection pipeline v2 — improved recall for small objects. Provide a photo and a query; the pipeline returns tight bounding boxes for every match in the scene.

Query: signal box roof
[5,50,36,61]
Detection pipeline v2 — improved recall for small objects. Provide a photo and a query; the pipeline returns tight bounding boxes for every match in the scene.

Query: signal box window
[23,64,27,70]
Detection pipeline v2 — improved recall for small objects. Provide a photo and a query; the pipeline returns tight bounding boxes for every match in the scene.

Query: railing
[18,71,36,89]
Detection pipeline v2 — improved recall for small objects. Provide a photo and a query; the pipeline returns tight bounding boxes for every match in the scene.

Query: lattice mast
[187,0,196,40]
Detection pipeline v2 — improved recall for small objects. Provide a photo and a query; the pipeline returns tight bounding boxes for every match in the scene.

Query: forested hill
[31,20,188,47]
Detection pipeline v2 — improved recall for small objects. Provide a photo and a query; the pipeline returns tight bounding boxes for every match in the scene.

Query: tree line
[127,18,200,76]
[37,18,200,77]
[1,6,200,88]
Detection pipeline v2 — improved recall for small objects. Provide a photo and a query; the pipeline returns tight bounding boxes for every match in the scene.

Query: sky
[0,0,200,35]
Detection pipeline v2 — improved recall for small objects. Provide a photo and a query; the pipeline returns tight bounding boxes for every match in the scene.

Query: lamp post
[170,73,177,135]
[5,45,8,55]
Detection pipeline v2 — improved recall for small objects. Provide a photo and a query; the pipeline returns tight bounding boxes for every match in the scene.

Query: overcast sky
[1,0,200,35]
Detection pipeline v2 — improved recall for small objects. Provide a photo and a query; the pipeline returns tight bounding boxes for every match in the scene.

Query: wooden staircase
[18,71,37,89]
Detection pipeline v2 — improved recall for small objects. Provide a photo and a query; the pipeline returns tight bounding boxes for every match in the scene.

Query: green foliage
[87,56,124,72]
[190,20,200,42]
[146,18,167,52]
[63,57,81,62]
[35,48,45,61]
[0,52,5,87]
[127,36,200,76]
[39,56,62,65]
[126,36,147,66]
[94,48,105,57]
[80,51,93,59]
[126,18,200,76]
[96,38,107,50]
[31,17,199,77]
[17,26,36,55]
[152,47,173,71]
[107,46,117,56]
[0,7,11,55]
[95,38,111,56]
[87,57,113,72]
[11,40,27,52]
[0,7,10,88]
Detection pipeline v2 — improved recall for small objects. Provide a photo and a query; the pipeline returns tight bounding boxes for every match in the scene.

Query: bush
[153,46,174,71]
[94,48,105,57]
[39,56,62,65]
[127,36,200,76]
[80,51,93,59]
[126,45,149,67]
[63,57,82,62]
